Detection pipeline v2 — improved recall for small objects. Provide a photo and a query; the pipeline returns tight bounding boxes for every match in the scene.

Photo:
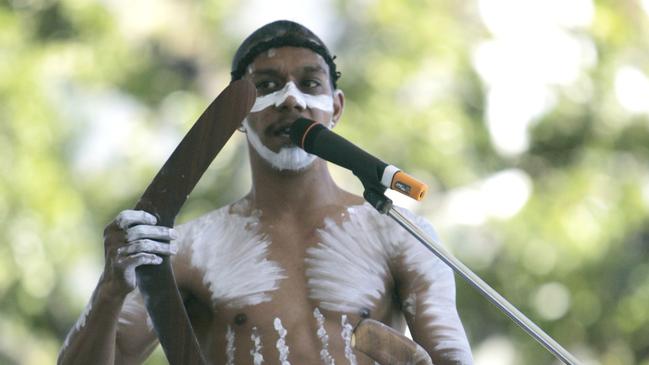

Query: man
[58,20,473,365]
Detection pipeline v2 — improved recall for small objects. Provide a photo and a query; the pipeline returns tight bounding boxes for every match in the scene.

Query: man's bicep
[397,261,473,364]
[391,211,473,364]
[114,290,159,364]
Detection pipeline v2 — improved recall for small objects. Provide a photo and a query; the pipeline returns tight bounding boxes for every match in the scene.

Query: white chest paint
[305,203,404,313]
[178,206,286,309]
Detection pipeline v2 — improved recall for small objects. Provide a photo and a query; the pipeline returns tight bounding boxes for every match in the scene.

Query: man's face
[242,47,343,157]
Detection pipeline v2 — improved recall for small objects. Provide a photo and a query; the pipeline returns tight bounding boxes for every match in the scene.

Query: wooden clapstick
[134,79,256,365]
[353,319,433,365]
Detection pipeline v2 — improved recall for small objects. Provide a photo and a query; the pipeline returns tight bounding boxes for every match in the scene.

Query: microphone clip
[360,180,393,214]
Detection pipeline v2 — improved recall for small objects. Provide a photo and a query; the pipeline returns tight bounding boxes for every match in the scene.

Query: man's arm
[57,210,176,365]
[391,211,473,365]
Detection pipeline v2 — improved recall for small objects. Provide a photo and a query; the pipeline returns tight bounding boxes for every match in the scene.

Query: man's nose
[276,82,307,110]
[278,94,305,111]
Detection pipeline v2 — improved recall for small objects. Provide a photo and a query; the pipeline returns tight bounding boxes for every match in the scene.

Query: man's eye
[303,80,321,89]
[256,80,279,91]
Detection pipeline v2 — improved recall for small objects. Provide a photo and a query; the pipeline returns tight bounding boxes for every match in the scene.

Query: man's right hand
[102,210,178,296]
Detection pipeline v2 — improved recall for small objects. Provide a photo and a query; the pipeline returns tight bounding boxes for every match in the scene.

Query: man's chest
[175,206,406,364]
[183,212,397,317]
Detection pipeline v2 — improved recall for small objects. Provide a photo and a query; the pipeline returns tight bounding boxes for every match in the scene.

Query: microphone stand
[362,188,581,365]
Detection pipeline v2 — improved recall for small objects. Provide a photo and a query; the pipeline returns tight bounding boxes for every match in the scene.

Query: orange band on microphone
[391,171,428,201]
[300,121,319,148]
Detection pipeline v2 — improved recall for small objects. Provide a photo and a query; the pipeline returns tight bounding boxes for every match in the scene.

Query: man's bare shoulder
[171,199,251,288]
[174,199,255,237]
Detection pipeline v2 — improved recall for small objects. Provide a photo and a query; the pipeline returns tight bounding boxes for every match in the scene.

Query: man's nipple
[234,313,247,326]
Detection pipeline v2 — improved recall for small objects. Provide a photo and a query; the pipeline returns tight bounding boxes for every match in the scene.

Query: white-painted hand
[102,210,178,296]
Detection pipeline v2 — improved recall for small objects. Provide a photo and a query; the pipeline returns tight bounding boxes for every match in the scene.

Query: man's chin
[267,148,317,171]
[245,122,316,171]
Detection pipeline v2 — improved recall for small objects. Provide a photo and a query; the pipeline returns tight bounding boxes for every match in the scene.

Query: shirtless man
[58,20,473,365]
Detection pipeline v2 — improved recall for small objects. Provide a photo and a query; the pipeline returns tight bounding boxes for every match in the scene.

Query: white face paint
[250,81,334,113]
[244,81,341,171]
[244,118,317,171]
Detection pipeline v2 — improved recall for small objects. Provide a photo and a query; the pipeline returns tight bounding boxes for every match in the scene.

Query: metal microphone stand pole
[362,188,581,365]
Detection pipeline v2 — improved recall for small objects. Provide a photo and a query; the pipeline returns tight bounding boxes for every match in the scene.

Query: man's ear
[331,89,345,128]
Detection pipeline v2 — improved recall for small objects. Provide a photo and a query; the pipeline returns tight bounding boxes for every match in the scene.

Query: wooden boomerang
[133,79,256,365]
[353,319,433,365]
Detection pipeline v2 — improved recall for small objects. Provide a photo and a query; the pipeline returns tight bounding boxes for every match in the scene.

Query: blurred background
[1,0,649,363]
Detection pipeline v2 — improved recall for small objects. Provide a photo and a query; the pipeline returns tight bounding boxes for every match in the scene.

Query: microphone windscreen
[289,118,317,149]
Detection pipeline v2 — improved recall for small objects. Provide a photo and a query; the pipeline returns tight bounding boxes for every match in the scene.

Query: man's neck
[246,151,359,220]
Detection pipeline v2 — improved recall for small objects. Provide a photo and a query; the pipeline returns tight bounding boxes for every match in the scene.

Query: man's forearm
[57,275,126,365]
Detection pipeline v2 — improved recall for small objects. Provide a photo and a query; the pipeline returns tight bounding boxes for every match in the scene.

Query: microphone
[289,118,428,201]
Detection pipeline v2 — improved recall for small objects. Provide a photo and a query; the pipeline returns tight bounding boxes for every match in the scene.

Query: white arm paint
[118,290,153,331]
[395,208,474,364]
[59,300,93,354]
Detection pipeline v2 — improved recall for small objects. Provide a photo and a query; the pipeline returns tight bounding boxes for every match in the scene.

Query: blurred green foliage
[1,0,648,364]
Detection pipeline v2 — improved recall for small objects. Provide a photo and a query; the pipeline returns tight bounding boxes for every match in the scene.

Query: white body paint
[244,118,317,171]
[177,206,285,308]
[307,204,472,362]
[119,290,153,331]
[403,293,417,317]
[60,300,92,353]
[395,209,474,364]
[341,315,357,365]
[250,327,264,365]
[306,203,398,313]
[313,307,335,365]
[274,318,291,365]
[250,81,334,113]
[168,202,471,363]
[226,325,235,365]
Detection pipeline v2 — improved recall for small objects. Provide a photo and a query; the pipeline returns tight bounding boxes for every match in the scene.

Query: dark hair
[231,20,341,88]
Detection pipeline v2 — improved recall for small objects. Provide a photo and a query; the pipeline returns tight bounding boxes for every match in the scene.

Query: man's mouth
[270,124,293,138]
[278,125,291,136]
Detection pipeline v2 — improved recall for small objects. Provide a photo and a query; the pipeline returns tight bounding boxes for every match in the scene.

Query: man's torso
[171,199,406,365]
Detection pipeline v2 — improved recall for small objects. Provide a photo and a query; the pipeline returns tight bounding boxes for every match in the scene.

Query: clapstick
[134,79,256,365]
[353,319,433,365]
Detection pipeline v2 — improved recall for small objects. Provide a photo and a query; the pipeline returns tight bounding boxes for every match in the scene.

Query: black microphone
[289,118,427,201]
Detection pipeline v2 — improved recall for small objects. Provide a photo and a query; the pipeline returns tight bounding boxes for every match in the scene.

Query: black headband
[230,34,341,89]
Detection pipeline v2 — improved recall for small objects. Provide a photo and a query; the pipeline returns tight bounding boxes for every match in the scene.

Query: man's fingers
[118,240,178,256]
[118,252,164,268]
[115,210,158,230]
[125,225,178,242]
